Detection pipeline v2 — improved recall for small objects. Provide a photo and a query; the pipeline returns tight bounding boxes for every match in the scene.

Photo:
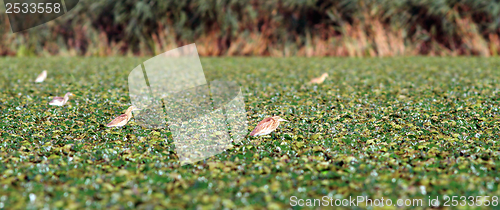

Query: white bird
[35,70,47,83]
[249,116,288,136]
[309,73,329,84]
[48,92,73,106]
[106,106,141,128]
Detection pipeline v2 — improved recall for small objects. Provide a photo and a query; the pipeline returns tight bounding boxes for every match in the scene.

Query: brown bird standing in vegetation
[35,70,47,83]
[106,106,141,128]
[309,73,328,84]
[48,92,73,106]
[249,116,288,136]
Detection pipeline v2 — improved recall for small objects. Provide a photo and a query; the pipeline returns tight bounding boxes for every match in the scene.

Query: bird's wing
[35,72,46,82]
[106,114,129,127]
[310,74,327,83]
[249,117,274,136]
[49,97,64,103]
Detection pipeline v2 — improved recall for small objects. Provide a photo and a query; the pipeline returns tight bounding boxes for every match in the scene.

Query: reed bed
[0,0,499,57]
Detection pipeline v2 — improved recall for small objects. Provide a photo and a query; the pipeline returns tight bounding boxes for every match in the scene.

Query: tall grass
[1,0,499,57]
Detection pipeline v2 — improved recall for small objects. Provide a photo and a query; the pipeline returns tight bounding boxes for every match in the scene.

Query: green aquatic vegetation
[0,57,499,209]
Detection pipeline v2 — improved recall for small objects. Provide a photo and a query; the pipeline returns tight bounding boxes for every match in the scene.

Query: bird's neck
[63,94,70,104]
[125,110,133,120]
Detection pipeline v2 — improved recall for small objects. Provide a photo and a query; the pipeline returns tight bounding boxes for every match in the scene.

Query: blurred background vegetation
[1,0,500,57]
